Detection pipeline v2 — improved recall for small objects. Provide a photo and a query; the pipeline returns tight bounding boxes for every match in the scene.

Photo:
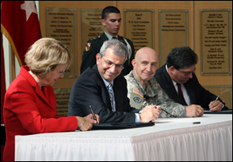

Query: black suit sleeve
[188,73,228,110]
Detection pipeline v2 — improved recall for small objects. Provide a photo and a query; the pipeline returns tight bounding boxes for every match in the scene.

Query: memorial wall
[39,1,232,115]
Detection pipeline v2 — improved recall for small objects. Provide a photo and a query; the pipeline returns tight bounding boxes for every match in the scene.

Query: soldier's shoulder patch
[132,88,143,98]
[130,91,143,109]
[85,42,91,51]
[133,96,142,103]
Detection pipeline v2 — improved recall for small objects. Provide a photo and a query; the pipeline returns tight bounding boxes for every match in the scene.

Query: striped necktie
[107,83,115,111]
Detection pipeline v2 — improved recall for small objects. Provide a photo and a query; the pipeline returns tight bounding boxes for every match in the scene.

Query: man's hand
[209,100,223,112]
[140,105,161,122]
[185,104,204,117]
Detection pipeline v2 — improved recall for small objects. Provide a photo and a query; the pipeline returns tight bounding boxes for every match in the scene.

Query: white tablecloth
[15,114,232,161]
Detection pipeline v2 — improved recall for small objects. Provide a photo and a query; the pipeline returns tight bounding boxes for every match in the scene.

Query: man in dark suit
[68,39,161,123]
[154,46,228,111]
[80,6,134,76]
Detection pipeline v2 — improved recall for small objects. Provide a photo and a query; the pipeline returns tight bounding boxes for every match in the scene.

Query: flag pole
[11,47,16,80]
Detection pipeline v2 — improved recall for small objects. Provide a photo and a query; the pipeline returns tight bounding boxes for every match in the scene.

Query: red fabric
[1,1,41,66]
[1,2,41,160]
[3,66,78,161]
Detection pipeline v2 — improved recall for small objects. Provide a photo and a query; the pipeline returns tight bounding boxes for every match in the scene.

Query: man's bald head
[134,47,158,61]
[132,47,158,85]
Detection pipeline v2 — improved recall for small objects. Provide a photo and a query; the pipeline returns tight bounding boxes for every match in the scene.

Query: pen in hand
[89,105,98,124]
[209,95,219,112]
[211,95,219,106]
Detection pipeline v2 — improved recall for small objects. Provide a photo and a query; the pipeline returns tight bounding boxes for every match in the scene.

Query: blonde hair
[25,37,71,78]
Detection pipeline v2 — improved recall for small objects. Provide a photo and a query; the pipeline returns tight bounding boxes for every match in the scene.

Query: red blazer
[3,66,78,161]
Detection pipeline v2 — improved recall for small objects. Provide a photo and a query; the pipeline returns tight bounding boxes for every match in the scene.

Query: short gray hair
[99,39,128,62]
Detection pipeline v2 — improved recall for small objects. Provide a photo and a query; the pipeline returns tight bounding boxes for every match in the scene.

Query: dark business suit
[154,65,228,110]
[80,32,135,76]
[68,65,139,123]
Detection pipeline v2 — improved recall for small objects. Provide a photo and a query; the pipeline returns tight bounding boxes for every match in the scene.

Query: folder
[92,121,155,130]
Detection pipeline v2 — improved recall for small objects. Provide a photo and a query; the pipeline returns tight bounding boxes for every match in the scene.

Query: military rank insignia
[85,42,91,51]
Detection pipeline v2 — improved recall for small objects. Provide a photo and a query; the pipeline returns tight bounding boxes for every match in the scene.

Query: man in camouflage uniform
[125,47,204,118]
[80,6,134,76]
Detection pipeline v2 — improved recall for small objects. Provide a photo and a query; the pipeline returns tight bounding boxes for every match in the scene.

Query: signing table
[15,114,232,161]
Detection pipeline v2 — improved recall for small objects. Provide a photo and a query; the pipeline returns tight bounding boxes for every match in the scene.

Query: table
[15,114,232,161]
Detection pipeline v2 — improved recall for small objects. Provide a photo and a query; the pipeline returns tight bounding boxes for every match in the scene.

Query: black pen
[89,105,97,122]
[192,122,201,125]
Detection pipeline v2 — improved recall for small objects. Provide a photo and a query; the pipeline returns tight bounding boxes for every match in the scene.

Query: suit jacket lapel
[34,86,55,109]
[161,66,187,105]
[162,66,178,98]
[101,33,109,43]
[184,81,196,104]
[21,66,53,109]
[93,65,112,110]
[112,79,121,111]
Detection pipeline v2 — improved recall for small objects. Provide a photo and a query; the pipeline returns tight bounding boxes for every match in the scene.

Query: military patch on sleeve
[130,93,143,109]
[85,42,91,51]
[133,96,142,103]
[133,88,143,98]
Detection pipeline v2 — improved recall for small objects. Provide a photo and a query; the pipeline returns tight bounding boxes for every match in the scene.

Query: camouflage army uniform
[124,71,186,118]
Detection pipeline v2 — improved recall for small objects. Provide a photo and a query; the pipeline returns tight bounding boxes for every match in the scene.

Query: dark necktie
[112,37,117,39]
[176,83,187,105]
[107,84,115,111]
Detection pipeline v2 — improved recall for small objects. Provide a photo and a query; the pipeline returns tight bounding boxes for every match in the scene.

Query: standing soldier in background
[80,6,135,76]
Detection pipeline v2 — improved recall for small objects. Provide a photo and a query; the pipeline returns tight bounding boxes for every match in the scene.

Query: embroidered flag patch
[85,42,91,51]
[133,88,143,98]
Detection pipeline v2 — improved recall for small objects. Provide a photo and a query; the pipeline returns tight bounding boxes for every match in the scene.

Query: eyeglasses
[58,71,65,77]
[102,57,124,70]
[178,68,196,76]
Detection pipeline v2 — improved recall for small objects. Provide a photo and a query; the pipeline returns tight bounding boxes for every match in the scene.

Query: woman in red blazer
[3,38,99,161]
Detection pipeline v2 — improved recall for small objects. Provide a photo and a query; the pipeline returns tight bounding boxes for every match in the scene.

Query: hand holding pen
[89,105,99,124]
[76,113,99,131]
[209,95,222,112]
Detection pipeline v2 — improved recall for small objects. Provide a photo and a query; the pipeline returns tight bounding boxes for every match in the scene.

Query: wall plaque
[81,9,104,52]
[200,10,231,74]
[159,10,188,66]
[124,10,153,53]
[54,89,71,116]
[46,8,77,77]
[204,85,232,109]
